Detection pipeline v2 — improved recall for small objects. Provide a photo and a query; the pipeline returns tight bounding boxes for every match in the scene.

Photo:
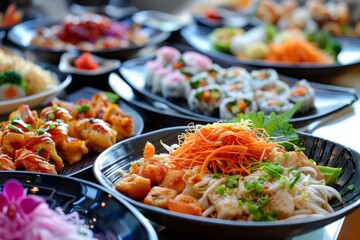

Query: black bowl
[7,17,170,64]
[0,171,158,240]
[93,126,360,240]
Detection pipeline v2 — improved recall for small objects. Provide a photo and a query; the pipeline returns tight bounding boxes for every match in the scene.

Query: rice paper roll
[161,72,187,99]
[151,67,172,93]
[155,46,181,66]
[289,79,315,113]
[188,84,224,116]
[255,80,291,100]
[222,79,253,99]
[219,97,258,119]
[250,68,279,90]
[258,96,294,115]
[144,60,163,87]
[217,66,251,84]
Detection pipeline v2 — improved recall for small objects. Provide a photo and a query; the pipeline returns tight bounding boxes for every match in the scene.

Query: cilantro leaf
[230,100,303,150]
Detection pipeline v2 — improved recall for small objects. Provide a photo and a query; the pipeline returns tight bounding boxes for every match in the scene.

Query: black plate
[0,171,157,240]
[118,46,358,125]
[57,86,144,176]
[93,126,360,240]
[180,24,360,78]
[7,17,170,63]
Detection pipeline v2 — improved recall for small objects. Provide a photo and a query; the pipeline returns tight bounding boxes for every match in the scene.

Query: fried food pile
[0,93,134,174]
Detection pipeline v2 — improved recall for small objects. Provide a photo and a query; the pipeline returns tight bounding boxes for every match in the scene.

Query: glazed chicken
[68,118,117,152]
[0,92,134,174]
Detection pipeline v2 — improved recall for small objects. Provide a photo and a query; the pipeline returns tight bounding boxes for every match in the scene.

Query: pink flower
[0,179,44,220]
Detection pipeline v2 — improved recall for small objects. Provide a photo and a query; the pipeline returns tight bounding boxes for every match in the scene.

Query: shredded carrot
[169,123,280,175]
[265,38,334,64]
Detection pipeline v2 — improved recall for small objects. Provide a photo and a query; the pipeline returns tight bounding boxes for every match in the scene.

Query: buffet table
[1,1,360,239]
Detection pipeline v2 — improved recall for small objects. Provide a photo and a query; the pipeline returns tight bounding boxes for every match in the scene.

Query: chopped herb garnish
[8,124,19,132]
[36,128,46,135]
[76,104,91,113]
[10,117,20,124]
[288,166,296,172]
[226,175,239,188]
[295,147,305,152]
[52,105,58,111]
[37,147,46,155]
[48,123,56,130]
[262,166,282,178]
[290,171,301,188]
[217,185,225,195]
[211,173,220,179]
[347,184,355,191]
[26,124,32,131]
[48,113,55,120]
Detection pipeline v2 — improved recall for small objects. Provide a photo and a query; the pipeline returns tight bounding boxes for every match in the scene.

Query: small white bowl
[0,69,71,115]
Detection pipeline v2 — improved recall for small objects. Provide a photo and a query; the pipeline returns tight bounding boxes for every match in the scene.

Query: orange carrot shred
[169,123,280,175]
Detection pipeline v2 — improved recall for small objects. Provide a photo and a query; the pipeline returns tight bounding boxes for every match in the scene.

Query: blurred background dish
[0,61,71,114]
[93,126,360,240]
[180,23,360,79]
[59,51,120,91]
[0,171,158,240]
[7,14,170,63]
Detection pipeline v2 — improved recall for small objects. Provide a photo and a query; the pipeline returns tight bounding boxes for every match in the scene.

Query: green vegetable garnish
[211,173,220,179]
[76,104,91,113]
[0,70,26,90]
[209,27,243,53]
[217,185,225,195]
[231,100,303,150]
[347,184,355,191]
[36,128,46,135]
[318,166,342,186]
[37,147,46,155]
[102,91,120,103]
[290,171,301,188]
[8,124,19,132]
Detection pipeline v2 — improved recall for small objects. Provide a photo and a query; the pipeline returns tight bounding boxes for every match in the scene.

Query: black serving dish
[118,45,358,125]
[93,126,360,240]
[0,171,158,240]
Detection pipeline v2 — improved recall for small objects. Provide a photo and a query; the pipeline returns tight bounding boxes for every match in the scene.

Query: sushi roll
[207,64,224,82]
[161,72,187,99]
[289,79,315,113]
[185,72,215,97]
[258,96,294,115]
[144,60,163,87]
[155,46,181,66]
[188,85,224,116]
[217,66,251,84]
[151,67,172,93]
[0,70,26,100]
[255,80,291,100]
[219,97,258,119]
[222,79,253,99]
[182,51,213,73]
[250,68,279,90]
